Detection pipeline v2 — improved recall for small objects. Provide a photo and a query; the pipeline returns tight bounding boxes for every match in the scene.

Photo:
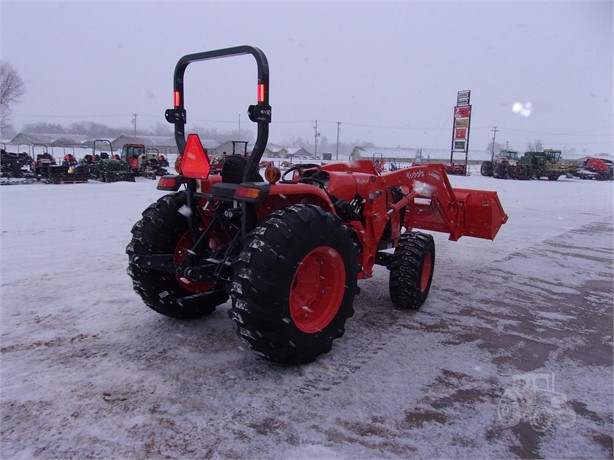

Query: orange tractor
[126,46,508,364]
[121,143,168,178]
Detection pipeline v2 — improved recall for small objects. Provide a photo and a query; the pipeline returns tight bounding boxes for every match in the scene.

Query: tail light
[157,175,183,191]
[234,183,271,203]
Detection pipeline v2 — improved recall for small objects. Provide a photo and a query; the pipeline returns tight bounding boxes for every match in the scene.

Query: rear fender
[259,185,378,279]
[256,183,337,218]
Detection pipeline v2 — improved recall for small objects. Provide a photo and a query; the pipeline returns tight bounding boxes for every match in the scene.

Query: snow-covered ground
[1,173,612,459]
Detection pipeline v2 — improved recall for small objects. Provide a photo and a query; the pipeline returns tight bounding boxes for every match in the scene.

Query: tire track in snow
[290,218,613,406]
[286,218,613,459]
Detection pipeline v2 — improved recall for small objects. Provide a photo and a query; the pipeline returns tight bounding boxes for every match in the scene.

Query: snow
[1,173,613,459]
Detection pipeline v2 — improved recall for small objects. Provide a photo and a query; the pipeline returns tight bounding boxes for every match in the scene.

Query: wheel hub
[289,246,346,333]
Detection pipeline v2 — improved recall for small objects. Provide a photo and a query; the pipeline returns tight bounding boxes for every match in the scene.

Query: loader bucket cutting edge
[453,188,508,240]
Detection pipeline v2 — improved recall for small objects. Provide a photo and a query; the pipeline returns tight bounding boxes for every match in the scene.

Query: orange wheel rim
[289,246,346,333]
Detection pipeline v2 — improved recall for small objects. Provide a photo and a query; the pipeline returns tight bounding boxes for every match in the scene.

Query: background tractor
[481,150,525,179]
[572,157,613,181]
[31,145,89,184]
[122,143,168,179]
[90,140,134,182]
[208,141,250,175]
[126,46,508,364]
[482,149,576,181]
[1,149,34,179]
[518,149,576,181]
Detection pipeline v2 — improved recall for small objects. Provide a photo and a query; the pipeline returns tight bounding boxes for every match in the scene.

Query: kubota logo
[406,170,425,180]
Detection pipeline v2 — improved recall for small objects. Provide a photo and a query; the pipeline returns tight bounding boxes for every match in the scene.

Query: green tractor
[518,149,576,181]
[88,140,135,182]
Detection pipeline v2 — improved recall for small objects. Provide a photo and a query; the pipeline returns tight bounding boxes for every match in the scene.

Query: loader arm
[318,162,508,278]
[378,163,508,241]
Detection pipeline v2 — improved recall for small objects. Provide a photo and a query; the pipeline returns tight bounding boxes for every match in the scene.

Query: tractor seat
[222,155,263,184]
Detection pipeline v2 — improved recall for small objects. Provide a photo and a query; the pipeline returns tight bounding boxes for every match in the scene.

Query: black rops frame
[165,45,271,183]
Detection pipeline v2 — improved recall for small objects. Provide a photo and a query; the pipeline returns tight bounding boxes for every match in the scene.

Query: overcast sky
[1,1,612,155]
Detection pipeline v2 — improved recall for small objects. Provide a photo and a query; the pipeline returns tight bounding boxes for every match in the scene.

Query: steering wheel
[281,163,323,182]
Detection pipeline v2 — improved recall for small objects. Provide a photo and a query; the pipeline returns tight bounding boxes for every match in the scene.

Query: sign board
[454,140,466,151]
[452,105,471,151]
[454,128,467,140]
[455,118,469,128]
[457,90,471,106]
[454,106,471,118]
[450,90,472,163]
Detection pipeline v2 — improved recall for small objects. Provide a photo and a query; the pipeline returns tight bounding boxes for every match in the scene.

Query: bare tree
[0,61,26,138]
[486,141,503,154]
[527,139,544,152]
[152,122,173,136]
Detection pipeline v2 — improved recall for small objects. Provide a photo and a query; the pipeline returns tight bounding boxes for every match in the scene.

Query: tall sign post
[450,90,472,175]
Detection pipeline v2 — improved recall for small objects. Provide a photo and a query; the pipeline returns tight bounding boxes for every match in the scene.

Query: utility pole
[314,120,320,158]
[490,126,499,162]
[238,114,241,138]
[132,113,138,138]
[336,122,341,161]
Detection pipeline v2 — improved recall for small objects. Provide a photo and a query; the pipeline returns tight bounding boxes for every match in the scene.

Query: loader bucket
[453,188,508,240]
[47,165,89,184]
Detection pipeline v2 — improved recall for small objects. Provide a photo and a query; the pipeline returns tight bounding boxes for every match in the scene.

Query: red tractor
[122,143,168,178]
[573,157,613,181]
[126,46,508,364]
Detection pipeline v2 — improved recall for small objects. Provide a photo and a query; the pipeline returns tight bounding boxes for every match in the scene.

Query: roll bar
[165,45,271,182]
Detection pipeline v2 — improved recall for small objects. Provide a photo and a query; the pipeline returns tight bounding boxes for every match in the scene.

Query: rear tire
[126,191,228,319]
[480,161,493,176]
[389,232,435,309]
[493,163,507,179]
[519,165,532,180]
[229,205,358,364]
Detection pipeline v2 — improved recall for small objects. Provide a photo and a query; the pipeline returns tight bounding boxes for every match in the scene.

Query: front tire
[389,232,435,309]
[229,205,358,364]
[529,407,553,432]
[126,191,229,319]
